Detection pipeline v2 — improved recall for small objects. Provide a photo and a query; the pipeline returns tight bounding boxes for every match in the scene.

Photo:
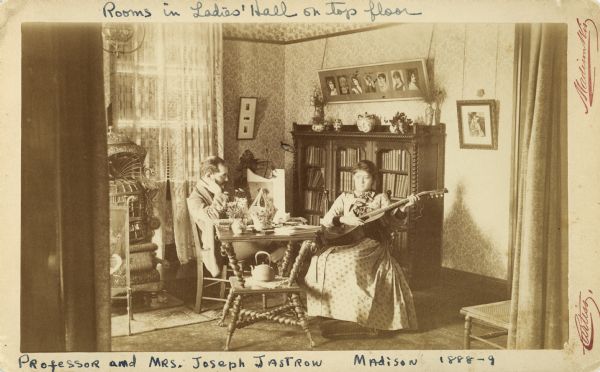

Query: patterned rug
[112,306,221,337]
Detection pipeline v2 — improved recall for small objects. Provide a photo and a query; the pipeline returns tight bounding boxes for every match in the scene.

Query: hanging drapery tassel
[165,137,171,201]
[166,179,171,201]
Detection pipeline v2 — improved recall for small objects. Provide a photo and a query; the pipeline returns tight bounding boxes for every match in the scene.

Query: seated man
[187,155,285,278]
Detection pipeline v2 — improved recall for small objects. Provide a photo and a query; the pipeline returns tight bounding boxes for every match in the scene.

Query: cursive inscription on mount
[190,1,242,17]
[574,18,598,114]
[364,0,422,22]
[575,290,600,354]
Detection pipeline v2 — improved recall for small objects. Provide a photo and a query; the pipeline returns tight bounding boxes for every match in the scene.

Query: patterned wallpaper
[224,23,516,279]
[223,23,378,43]
[222,40,286,186]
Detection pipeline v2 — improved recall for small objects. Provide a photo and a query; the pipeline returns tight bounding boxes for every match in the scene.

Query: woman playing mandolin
[304,159,419,335]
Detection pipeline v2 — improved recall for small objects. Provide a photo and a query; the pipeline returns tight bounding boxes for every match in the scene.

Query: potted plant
[385,112,414,134]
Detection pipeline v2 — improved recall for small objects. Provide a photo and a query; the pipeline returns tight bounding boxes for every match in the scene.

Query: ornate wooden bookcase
[292,123,446,288]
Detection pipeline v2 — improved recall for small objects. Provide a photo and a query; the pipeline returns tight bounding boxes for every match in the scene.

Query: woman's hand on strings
[400,194,420,212]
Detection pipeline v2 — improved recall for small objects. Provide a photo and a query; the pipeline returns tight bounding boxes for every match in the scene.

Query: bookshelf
[301,145,328,226]
[292,123,446,288]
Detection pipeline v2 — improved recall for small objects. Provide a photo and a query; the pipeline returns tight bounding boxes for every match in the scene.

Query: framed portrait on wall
[318,59,429,103]
[237,97,257,140]
[457,100,498,150]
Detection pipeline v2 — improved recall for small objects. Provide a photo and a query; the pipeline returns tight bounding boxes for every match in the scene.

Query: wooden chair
[218,238,317,351]
[460,300,510,349]
[189,217,230,314]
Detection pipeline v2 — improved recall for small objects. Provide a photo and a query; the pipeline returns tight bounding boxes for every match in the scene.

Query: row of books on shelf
[305,146,325,166]
[382,173,411,198]
[381,149,410,172]
[339,148,363,168]
[304,190,325,212]
[306,215,322,226]
[306,168,325,188]
[338,171,354,193]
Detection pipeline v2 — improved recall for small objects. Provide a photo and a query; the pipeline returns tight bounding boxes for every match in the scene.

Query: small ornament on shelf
[333,118,343,131]
[385,112,414,134]
[324,116,335,131]
[356,112,380,133]
[422,76,447,126]
[311,123,325,132]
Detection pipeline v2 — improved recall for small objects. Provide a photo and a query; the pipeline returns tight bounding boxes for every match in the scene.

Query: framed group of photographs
[318,59,429,103]
[237,97,257,140]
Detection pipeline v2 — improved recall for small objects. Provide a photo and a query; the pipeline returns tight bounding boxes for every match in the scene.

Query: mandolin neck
[359,189,445,219]
[360,197,410,219]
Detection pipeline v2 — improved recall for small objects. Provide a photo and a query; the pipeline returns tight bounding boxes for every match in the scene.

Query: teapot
[251,251,275,282]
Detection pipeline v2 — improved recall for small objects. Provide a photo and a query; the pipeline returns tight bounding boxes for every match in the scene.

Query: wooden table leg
[224,295,242,351]
[222,242,245,288]
[464,316,472,349]
[291,293,315,348]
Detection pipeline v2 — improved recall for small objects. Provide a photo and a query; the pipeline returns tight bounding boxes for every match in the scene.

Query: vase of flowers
[226,193,249,234]
[422,71,447,126]
[310,86,324,125]
[424,104,435,126]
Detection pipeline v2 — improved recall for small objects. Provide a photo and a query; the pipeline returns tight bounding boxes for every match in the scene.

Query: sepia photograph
[18,19,566,352]
[457,100,498,149]
[2,1,600,371]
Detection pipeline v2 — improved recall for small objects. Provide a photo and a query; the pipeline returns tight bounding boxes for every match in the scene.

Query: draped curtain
[508,23,568,349]
[106,23,224,263]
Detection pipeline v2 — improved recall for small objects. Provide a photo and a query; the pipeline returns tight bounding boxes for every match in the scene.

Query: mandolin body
[322,224,367,246]
[322,189,448,246]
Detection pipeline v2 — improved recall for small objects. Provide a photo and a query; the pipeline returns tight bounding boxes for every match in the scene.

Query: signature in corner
[575,18,598,114]
[575,290,600,353]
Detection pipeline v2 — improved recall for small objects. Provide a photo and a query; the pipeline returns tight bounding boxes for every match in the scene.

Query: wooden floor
[112,261,509,351]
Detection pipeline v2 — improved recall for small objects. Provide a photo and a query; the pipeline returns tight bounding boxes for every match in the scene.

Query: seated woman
[303,159,419,334]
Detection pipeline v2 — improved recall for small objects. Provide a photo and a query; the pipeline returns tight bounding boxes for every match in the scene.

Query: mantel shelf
[292,123,446,139]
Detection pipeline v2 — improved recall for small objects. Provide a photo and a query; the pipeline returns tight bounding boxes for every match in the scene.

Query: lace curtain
[105,23,224,263]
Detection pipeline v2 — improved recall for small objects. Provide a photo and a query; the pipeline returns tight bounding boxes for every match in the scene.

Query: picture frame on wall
[457,100,498,150]
[237,97,257,140]
[318,59,429,103]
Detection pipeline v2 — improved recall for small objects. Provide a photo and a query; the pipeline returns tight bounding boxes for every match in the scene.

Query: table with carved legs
[215,228,319,351]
